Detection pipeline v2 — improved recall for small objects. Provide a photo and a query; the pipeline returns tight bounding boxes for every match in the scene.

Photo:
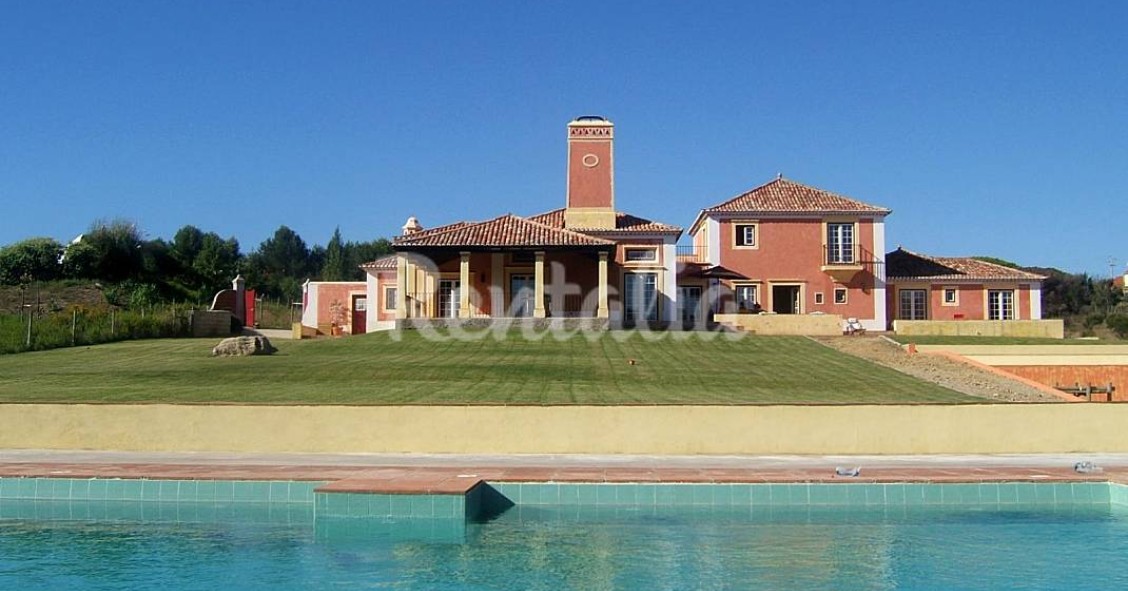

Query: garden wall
[3,403,1127,455]
[894,319,1064,338]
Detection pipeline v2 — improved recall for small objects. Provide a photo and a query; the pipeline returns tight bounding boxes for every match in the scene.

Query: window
[353,297,367,312]
[384,287,397,311]
[623,272,658,322]
[826,222,855,264]
[988,290,1015,320]
[734,284,758,311]
[734,223,758,248]
[814,292,825,305]
[438,279,460,318]
[624,247,658,262]
[834,287,848,304]
[942,287,958,306]
[899,289,927,320]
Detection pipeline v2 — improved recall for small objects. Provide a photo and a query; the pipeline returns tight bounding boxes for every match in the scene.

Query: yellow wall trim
[6,403,1120,455]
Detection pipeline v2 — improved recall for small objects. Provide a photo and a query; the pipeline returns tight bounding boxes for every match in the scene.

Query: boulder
[211,335,277,357]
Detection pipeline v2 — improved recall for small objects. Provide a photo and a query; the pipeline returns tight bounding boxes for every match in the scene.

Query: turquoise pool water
[2,483,1128,590]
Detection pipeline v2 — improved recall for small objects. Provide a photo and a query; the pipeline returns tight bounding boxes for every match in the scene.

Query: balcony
[821,244,867,282]
[676,245,707,264]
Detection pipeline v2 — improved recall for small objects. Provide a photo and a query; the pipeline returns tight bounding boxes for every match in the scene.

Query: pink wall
[313,283,365,331]
[718,217,878,320]
[886,283,1032,321]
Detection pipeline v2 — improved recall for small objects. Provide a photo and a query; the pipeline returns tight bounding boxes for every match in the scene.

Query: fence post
[25,304,32,349]
[111,309,116,337]
[72,309,78,346]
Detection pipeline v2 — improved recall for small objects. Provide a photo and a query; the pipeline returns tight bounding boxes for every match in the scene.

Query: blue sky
[1,1,1125,275]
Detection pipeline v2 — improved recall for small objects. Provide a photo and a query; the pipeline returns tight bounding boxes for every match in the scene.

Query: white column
[706,217,721,266]
[395,254,408,320]
[867,219,888,332]
[534,251,546,318]
[491,253,504,317]
[597,251,609,318]
[663,239,677,323]
[459,251,471,318]
[1029,284,1042,320]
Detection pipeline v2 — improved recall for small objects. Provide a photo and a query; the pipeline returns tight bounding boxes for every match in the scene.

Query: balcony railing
[676,245,707,264]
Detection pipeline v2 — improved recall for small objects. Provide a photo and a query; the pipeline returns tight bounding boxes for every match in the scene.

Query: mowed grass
[0,330,979,405]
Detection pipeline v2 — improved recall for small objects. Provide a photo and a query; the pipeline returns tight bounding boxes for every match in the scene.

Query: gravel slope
[812,336,1064,403]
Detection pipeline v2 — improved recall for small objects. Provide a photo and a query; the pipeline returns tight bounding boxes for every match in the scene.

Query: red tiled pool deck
[2,451,1128,493]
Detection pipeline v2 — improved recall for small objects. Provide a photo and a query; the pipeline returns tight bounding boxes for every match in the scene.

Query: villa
[301,116,1048,335]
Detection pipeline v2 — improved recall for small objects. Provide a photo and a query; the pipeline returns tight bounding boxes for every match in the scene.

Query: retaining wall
[894,319,1064,338]
[3,403,1128,455]
[714,313,843,336]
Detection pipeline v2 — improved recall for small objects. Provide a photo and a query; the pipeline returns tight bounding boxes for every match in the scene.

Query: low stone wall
[189,310,233,338]
[396,318,610,331]
[894,319,1064,339]
[5,403,1125,455]
[714,313,843,336]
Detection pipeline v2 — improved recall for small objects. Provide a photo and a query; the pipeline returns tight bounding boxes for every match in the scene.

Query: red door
[351,295,367,335]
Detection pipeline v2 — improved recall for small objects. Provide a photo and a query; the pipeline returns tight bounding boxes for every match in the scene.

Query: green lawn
[890,335,1124,346]
[0,330,980,405]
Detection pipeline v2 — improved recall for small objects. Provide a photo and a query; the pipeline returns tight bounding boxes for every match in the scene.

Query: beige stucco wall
[893,319,1064,338]
[714,313,843,336]
[3,403,1128,455]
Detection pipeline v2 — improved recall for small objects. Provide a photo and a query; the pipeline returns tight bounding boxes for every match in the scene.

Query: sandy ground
[812,335,1063,403]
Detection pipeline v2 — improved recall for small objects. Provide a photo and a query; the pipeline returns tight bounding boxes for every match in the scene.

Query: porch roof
[392,213,614,250]
[359,254,397,271]
[886,248,1046,282]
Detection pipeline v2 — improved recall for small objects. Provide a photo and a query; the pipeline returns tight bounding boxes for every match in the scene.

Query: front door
[771,285,801,314]
[680,286,702,323]
[351,295,367,334]
[438,280,460,318]
[510,274,535,317]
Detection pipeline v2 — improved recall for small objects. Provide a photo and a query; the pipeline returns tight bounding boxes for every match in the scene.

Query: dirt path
[812,336,1063,403]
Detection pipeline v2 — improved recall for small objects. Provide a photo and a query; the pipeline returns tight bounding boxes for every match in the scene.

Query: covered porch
[394,247,614,320]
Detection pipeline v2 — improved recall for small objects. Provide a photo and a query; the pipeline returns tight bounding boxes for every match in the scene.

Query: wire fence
[0,305,192,355]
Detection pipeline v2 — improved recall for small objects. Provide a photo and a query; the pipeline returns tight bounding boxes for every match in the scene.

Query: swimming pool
[2,479,1127,590]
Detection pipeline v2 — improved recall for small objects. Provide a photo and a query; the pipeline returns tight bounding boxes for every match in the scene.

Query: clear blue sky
[2,1,1125,275]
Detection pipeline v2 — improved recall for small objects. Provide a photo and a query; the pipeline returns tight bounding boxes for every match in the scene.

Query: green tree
[321,227,346,281]
[0,237,63,284]
[246,226,313,300]
[64,219,145,282]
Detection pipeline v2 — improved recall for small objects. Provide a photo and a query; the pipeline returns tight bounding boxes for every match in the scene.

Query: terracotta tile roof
[528,208,682,235]
[359,254,397,271]
[702,177,891,215]
[398,221,473,240]
[886,248,1046,281]
[393,214,614,248]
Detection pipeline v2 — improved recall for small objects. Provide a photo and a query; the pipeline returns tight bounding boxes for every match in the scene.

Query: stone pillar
[459,251,472,318]
[395,254,408,320]
[597,251,609,318]
[534,251,546,318]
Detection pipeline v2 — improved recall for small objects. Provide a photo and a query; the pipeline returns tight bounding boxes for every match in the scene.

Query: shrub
[1083,312,1106,329]
[1106,314,1128,339]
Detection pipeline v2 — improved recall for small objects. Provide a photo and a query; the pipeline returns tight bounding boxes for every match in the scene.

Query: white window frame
[942,286,959,306]
[987,289,1015,320]
[814,292,825,305]
[826,222,856,264]
[732,222,759,249]
[834,287,848,305]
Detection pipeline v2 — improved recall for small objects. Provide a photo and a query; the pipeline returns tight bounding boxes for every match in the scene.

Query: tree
[321,227,346,281]
[246,226,313,299]
[0,237,63,284]
[65,219,145,282]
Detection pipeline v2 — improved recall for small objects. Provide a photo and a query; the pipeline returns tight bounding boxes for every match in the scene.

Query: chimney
[401,216,423,236]
[565,116,616,230]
